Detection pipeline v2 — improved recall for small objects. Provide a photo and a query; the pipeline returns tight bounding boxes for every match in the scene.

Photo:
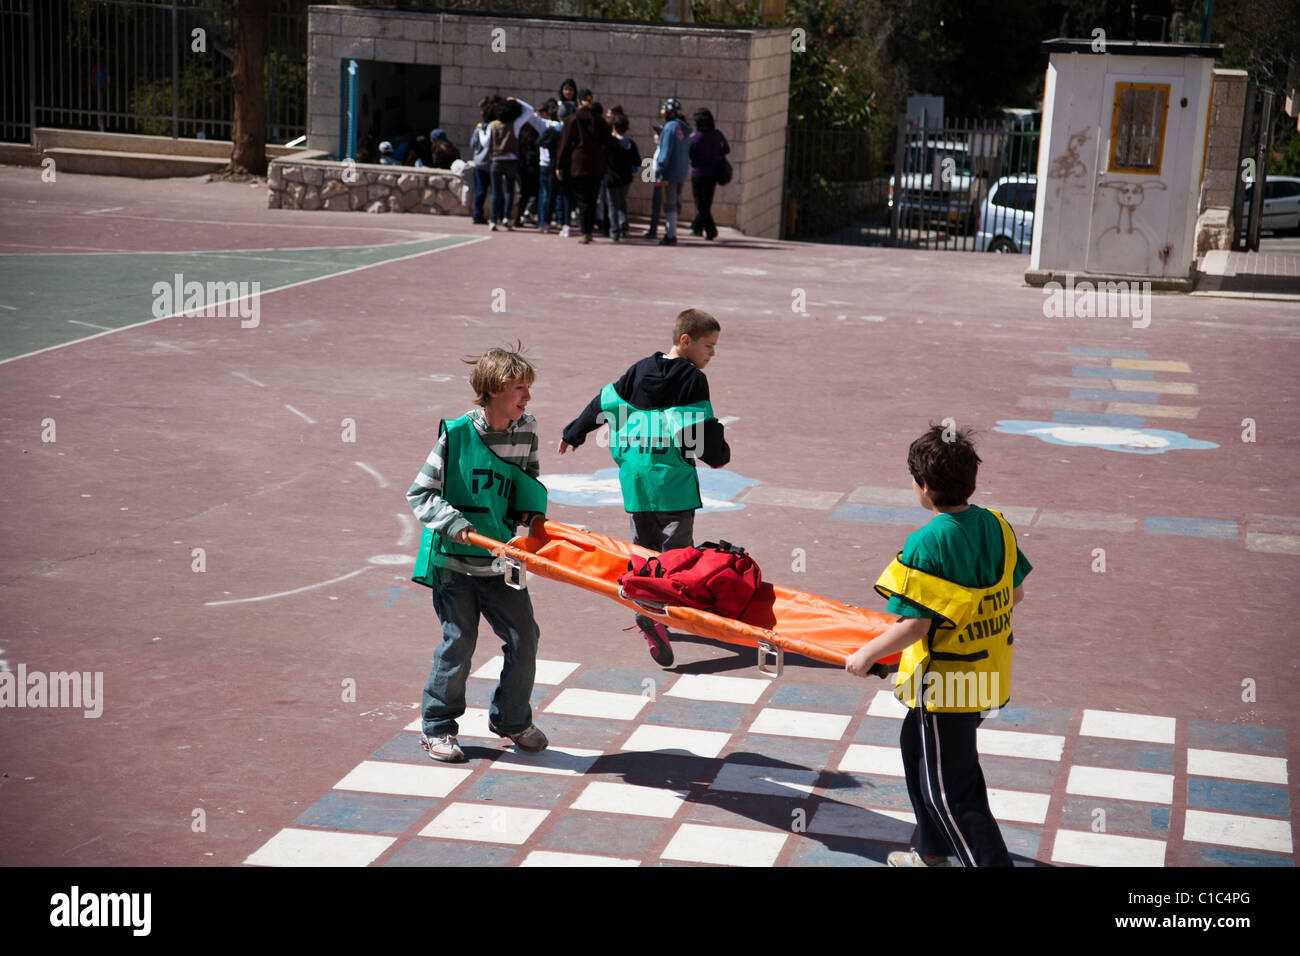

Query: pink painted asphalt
[0,166,1296,866]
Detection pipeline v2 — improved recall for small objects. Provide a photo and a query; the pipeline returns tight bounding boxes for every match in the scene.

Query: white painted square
[621,724,731,758]
[472,656,581,685]
[665,673,769,705]
[402,707,493,739]
[244,828,395,867]
[1079,709,1176,744]
[709,762,820,798]
[571,780,687,818]
[1186,749,1288,785]
[489,746,602,776]
[1051,829,1167,867]
[1066,765,1174,804]
[987,788,1051,824]
[977,728,1065,761]
[1184,809,1294,854]
[661,823,788,866]
[334,760,471,799]
[749,707,851,740]
[838,744,905,777]
[808,803,916,843]
[417,802,549,845]
[519,850,640,867]
[866,690,908,719]
[545,688,649,720]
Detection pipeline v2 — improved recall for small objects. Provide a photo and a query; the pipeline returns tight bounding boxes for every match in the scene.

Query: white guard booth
[1027,39,1221,291]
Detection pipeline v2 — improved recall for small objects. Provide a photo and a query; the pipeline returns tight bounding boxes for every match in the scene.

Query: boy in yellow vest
[846,425,1031,866]
[407,346,550,762]
[558,309,730,666]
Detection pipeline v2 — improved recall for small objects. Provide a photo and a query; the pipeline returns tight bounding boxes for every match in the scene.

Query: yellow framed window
[1108,83,1170,174]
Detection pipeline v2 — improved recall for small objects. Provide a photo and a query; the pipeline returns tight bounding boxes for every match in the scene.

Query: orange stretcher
[466,519,901,677]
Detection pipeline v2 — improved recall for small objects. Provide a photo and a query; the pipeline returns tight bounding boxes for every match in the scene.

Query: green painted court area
[0,235,477,361]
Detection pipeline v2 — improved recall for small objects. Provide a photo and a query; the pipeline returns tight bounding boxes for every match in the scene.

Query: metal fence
[783,116,1042,252]
[0,0,306,145]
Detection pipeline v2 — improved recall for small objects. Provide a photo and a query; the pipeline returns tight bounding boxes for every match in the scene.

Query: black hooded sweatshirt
[561,353,730,468]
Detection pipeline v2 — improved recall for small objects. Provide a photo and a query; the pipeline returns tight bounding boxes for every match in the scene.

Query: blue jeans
[472,166,491,223]
[423,569,539,737]
[538,165,553,227]
[662,180,684,238]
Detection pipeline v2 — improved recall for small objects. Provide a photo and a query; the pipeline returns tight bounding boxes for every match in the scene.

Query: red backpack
[619,540,762,619]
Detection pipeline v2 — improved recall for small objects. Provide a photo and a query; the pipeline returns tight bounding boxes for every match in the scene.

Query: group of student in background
[365,78,730,244]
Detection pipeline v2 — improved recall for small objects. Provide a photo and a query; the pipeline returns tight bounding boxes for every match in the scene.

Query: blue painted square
[1074,737,1174,773]
[1068,346,1148,358]
[822,772,914,810]
[1070,388,1160,403]
[524,714,627,749]
[644,697,749,730]
[539,814,665,856]
[1060,797,1169,837]
[854,716,904,745]
[1072,366,1153,380]
[981,755,1061,792]
[571,665,659,695]
[789,837,891,866]
[1188,721,1287,755]
[1144,516,1238,539]
[1179,845,1294,867]
[1052,410,1147,427]
[687,789,810,831]
[294,791,437,835]
[1188,778,1289,818]
[460,772,577,808]
[1000,824,1042,862]
[383,839,516,867]
[729,735,835,771]
[769,683,869,714]
[830,504,931,525]
[984,704,1073,735]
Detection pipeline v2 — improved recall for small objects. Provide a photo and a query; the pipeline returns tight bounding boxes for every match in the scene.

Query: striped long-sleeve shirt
[406,408,541,576]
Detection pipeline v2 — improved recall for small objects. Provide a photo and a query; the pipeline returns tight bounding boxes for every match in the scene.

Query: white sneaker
[421,733,466,763]
[559,226,571,238]
[489,222,498,231]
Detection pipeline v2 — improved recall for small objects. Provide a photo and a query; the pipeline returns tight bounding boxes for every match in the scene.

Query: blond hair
[672,308,720,343]
[464,342,536,407]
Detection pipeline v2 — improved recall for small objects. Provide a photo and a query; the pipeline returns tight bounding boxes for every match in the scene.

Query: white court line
[231,371,265,387]
[204,566,372,606]
[0,303,17,310]
[395,512,417,546]
[67,320,113,331]
[0,235,489,367]
[354,461,388,488]
[83,207,125,215]
[284,404,316,424]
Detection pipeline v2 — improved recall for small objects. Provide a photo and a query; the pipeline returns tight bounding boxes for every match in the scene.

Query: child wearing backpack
[558,309,730,666]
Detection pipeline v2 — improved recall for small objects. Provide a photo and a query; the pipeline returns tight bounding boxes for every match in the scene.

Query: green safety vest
[411,416,548,587]
[600,383,713,513]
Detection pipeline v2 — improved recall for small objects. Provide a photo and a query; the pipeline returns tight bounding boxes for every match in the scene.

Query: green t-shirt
[885,505,1032,622]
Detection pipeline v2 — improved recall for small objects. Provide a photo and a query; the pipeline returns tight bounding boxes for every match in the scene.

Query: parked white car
[974,174,1036,253]
[1243,176,1300,233]
[889,139,979,233]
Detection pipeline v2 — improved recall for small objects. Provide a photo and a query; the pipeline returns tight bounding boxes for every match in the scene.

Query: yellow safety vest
[873,510,1017,714]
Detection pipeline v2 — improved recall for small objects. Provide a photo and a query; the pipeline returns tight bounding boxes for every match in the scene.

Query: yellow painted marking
[1111,359,1191,373]
[1106,402,1199,419]
[1113,379,1197,395]
[1246,533,1300,556]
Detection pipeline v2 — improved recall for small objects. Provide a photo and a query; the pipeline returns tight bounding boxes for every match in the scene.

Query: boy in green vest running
[558,309,730,666]
[406,346,550,762]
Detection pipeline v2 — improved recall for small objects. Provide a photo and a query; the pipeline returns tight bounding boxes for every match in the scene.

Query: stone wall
[1195,69,1248,255]
[306,6,790,237]
[268,157,467,214]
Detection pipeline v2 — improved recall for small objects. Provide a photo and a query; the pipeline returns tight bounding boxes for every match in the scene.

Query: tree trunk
[229,0,269,175]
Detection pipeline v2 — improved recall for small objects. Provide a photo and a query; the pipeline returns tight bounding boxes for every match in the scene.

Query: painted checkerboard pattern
[245,659,1293,867]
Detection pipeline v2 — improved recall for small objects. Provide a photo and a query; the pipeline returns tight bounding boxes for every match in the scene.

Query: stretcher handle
[616,586,669,616]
